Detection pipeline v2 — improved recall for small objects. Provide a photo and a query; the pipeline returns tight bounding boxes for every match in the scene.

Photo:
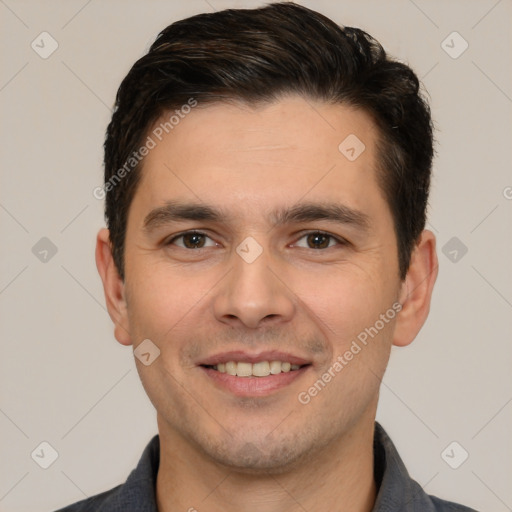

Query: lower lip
[200,366,310,397]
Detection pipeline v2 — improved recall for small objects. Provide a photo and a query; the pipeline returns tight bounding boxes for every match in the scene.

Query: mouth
[201,360,307,377]
[198,352,312,396]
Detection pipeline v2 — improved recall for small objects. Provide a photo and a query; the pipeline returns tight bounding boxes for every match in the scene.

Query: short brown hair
[104,2,434,280]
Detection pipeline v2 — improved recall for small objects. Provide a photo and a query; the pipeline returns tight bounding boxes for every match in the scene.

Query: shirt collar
[372,422,427,510]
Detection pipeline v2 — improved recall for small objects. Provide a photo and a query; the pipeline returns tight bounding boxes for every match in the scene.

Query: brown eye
[182,232,206,248]
[306,232,331,249]
[168,231,216,249]
[293,231,343,250]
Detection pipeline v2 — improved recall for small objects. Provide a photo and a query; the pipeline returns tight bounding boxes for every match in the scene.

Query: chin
[202,433,317,475]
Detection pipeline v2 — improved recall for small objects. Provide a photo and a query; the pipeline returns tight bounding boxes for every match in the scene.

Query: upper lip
[198,350,311,366]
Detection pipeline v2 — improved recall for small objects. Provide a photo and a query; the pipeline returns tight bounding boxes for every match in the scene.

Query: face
[108,96,410,472]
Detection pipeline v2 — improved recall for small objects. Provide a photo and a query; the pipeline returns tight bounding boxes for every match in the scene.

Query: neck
[156,415,377,512]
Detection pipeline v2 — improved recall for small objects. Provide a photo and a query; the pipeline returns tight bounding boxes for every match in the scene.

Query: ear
[95,228,132,346]
[393,229,438,347]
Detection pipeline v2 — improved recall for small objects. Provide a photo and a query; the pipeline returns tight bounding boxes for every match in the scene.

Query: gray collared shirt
[54,422,478,511]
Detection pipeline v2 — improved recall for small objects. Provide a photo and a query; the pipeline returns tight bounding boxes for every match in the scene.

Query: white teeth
[252,361,270,377]
[236,362,252,377]
[211,360,304,377]
[225,361,237,376]
[269,360,282,375]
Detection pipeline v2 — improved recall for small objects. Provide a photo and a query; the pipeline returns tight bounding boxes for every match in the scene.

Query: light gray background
[1,1,511,511]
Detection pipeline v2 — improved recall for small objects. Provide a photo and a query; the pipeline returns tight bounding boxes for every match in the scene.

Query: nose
[212,243,296,330]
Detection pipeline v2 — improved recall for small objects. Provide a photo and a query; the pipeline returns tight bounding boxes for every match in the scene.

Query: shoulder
[374,423,480,511]
[51,434,160,512]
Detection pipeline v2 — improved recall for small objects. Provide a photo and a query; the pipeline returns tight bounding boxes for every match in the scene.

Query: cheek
[292,264,391,340]
[124,266,210,345]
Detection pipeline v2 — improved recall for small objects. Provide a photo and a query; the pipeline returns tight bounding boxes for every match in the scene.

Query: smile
[204,360,304,377]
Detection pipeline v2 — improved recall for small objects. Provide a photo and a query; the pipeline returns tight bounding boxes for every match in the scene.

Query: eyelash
[165,230,348,250]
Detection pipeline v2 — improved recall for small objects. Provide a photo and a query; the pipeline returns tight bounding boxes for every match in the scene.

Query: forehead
[130,96,388,226]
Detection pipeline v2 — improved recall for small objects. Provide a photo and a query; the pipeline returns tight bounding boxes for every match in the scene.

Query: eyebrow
[142,200,371,233]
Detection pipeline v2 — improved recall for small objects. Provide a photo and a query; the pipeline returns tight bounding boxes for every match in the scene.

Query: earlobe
[95,228,132,346]
[393,230,438,347]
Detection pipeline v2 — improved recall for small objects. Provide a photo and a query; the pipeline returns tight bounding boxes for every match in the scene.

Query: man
[56,3,477,511]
